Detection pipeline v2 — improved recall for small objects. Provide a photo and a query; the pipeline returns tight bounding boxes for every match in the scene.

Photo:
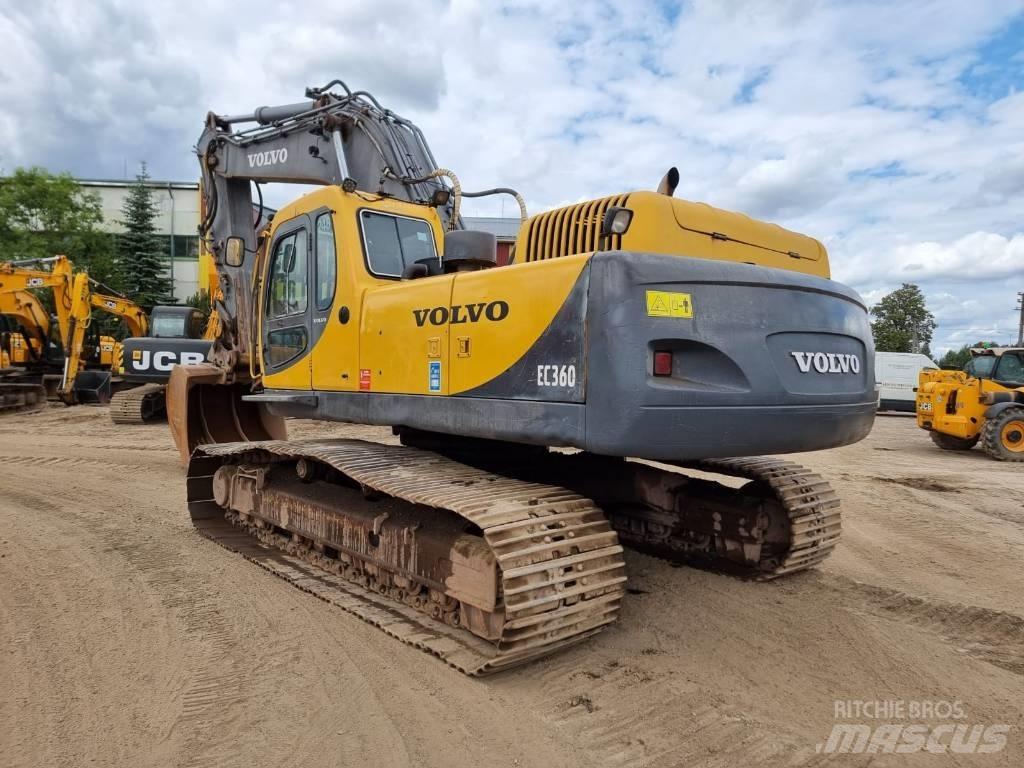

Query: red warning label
[359,369,372,391]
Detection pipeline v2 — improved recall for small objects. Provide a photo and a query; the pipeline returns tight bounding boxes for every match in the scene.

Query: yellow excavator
[0,256,77,412]
[917,346,1024,461]
[0,290,55,366]
[0,289,62,413]
[0,255,149,409]
[59,267,150,405]
[169,80,876,673]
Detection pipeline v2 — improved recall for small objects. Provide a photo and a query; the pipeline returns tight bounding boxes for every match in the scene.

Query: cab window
[151,314,186,338]
[267,231,308,318]
[965,355,996,379]
[360,211,437,278]
[315,213,336,311]
[266,327,308,367]
[995,353,1024,384]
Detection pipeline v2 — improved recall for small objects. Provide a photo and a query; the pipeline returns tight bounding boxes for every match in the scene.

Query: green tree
[183,289,212,316]
[870,283,936,355]
[938,341,1005,369]
[116,163,172,310]
[0,166,116,285]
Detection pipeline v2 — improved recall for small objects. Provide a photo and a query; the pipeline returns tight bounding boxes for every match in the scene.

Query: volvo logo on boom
[413,301,509,327]
[247,148,288,168]
[791,351,861,374]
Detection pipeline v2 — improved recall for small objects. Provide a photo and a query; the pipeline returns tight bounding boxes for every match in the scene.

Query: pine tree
[116,163,172,310]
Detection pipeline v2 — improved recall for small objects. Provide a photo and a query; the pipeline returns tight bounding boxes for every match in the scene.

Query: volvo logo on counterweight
[791,351,861,374]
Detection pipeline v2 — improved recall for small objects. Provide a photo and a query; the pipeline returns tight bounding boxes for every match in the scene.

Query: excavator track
[395,432,843,581]
[0,381,47,415]
[186,439,627,675]
[110,383,166,424]
[668,457,842,578]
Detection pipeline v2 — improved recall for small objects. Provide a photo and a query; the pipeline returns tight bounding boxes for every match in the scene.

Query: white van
[875,352,939,412]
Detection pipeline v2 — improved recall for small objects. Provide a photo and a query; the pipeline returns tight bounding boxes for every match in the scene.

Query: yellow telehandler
[917,347,1024,461]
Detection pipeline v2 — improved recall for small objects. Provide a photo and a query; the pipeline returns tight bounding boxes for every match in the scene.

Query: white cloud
[889,231,1024,280]
[1,0,1023,353]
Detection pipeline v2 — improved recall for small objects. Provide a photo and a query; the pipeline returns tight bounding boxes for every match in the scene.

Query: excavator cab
[150,306,206,339]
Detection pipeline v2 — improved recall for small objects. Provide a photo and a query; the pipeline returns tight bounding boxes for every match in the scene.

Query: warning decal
[645,290,693,318]
[359,369,372,391]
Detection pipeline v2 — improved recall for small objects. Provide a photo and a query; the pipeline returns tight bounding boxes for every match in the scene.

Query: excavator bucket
[71,370,112,405]
[166,363,287,465]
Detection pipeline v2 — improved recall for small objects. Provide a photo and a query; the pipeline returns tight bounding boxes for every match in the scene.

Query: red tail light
[653,351,673,376]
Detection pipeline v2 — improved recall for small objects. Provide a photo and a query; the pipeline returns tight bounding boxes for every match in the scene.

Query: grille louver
[522,194,630,262]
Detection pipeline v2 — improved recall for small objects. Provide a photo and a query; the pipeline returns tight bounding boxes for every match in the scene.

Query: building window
[171,235,200,260]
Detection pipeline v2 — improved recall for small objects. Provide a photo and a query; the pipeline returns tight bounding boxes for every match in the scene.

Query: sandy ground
[0,407,1021,767]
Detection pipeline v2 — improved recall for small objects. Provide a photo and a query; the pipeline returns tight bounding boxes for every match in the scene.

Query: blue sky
[2,0,1023,355]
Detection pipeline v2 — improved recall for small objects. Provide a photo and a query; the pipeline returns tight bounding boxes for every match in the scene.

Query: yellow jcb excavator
[59,268,150,405]
[167,80,876,674]
[0,255,149,410]
[0,289,62,413]
[0,256,78,413]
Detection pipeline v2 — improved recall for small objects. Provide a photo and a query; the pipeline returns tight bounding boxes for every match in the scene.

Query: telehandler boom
[172,80,876,673]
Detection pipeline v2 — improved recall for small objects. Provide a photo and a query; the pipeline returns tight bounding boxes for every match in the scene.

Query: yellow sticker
[646,290,693,318]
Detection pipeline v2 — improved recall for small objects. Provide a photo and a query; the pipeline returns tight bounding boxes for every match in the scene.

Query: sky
[2,0,1023,356]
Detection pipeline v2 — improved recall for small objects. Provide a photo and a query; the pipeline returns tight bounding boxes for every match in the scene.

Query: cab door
[311,206,361,391]
[262,216,313,390]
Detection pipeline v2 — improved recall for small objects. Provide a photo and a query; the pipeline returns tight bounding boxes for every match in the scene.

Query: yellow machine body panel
[359,275,454,395]
[447,255,588,393]
[5,332,31,364]
[516,191,829,278]
[917,370,994,439]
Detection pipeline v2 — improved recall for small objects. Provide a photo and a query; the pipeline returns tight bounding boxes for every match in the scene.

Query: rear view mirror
[225,236,245,267]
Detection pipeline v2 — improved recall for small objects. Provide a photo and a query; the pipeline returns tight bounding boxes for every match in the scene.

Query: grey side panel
[263,390,585,447]
[459,264,590,402]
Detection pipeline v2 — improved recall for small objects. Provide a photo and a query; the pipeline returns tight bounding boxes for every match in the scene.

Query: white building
[80,178,202,300]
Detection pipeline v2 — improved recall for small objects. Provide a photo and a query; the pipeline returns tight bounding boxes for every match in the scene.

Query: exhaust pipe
[657,167,680,197]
